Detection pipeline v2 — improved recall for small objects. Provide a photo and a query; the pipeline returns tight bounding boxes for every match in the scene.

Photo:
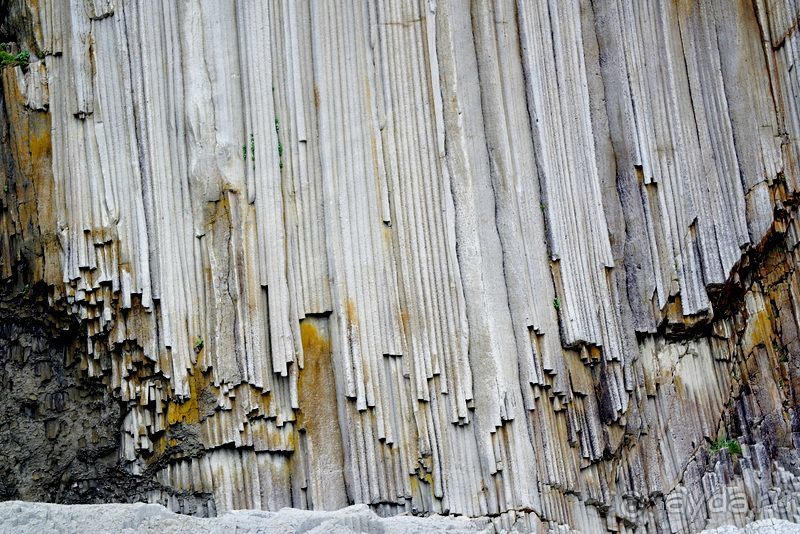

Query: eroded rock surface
[0,285,153,503]
[1,0,800,532]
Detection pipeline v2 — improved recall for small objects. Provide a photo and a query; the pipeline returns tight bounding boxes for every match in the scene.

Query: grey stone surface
[701,518,800,533]
[0,501,486,534]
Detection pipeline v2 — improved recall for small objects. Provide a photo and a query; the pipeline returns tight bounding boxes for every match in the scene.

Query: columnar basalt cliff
[1,0,800,532]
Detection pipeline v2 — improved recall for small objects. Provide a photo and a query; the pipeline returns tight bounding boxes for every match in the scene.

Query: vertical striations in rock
[1,0,800,531]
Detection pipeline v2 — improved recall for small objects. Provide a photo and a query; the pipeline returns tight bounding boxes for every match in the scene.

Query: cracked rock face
[1,0,800,532]
[0,287,151,504]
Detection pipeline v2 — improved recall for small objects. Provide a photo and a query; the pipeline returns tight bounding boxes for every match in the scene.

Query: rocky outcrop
[1,0,800,532]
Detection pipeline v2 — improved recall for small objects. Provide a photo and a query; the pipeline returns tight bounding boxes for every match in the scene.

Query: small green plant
[249,133,255,164]
[274,117,283,170]
[242,143,247,160]
[193,337,204,353]
[539,202,547,212]
[0,49,29,68]
[774,340,790,363]
[711,437,742,456]
[553,298,560,311]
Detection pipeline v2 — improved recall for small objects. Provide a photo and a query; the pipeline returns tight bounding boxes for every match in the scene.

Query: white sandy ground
[1,501,799,533]
[699,518,800,533]
[0,501,483,533]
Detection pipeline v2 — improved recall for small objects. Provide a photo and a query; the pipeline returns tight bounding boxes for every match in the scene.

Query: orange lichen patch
[2,71,34,178]
[345,297,358,325]
[28,124,51,163]
[300,322,331,362]
[399,308,410,331]
[225,382,273,416]
[297,320,332,432]
[742,307,775,353]
[166,348,214,426]
[204,190,231,229]
[285,424,297,451]
[674,375,685,398]
[409,469,434,498]
[565,350,592,395]
[167,372,200,425]
[664,294,712,332]
[297,317,347,499]
[1,67,57,285]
